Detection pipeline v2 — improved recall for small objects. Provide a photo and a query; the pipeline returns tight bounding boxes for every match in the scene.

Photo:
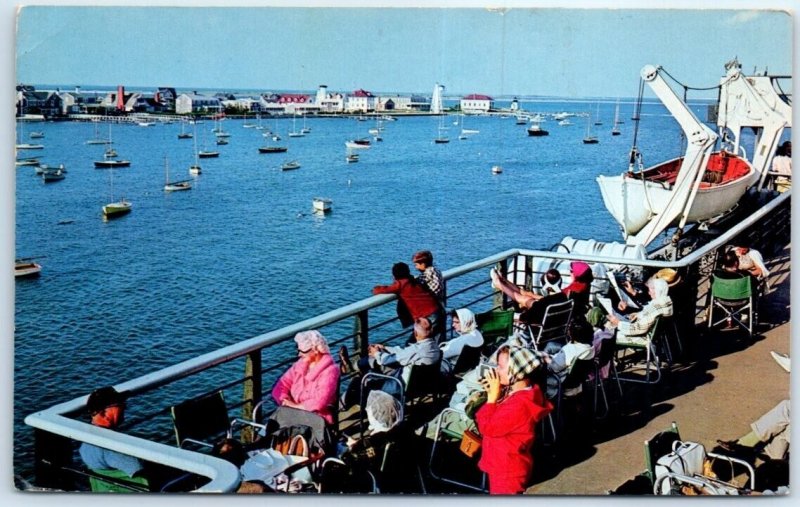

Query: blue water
[14,99,697,476]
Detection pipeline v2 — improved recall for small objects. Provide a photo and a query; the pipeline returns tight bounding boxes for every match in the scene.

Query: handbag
[459,429,482,458]
[654,441,706,494]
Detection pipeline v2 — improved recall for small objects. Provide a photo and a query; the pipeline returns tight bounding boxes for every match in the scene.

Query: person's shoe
[770,351,790,373]
[338,346,353,374]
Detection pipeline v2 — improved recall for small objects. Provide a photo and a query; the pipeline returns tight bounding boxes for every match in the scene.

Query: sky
[13,3,794,100]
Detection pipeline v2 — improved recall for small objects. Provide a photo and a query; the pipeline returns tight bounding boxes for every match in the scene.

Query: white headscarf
[648,277,670,302]
[294,330,330,355]
[454,308,477,335]
[366,390,402,433]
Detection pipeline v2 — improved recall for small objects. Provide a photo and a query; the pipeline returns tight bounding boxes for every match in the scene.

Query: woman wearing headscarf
[607,277,673,346]
[271,330,340,424]
[476,345,553,494]
[440,308,484,373]
[562,261,594,316]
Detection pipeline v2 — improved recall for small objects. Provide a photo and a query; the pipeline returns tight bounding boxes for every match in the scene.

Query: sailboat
[300,114,311,134]
[198,123,220,158]
[582,113,599,144]
[242,112,255,128]
[255,114,265,130]
[190,125,202,175]
[163,156,191,192]
[215,118,230,138]
[434,116,449,144]
[86,118,112,145]
[459,114,479,139]
[594,103,603,126]
[288,114,305,137]
[16,119,44,150]
[102,168,132,219]
[178,119,193,139]
[611,100,622,136]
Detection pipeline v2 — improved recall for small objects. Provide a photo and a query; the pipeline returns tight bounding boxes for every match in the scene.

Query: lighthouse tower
[431,83,445,114]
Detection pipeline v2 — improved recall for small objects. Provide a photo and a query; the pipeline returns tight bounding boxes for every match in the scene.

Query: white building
[345,89,376,113]
[315,85,345,113]
[175,93,222,114]
[460,94,494,113]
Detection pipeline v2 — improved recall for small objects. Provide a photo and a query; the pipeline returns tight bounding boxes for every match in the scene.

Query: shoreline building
[460,93,494,114]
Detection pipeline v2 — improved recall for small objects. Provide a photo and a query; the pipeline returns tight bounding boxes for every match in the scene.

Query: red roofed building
[346,89,376,113]
[461,93,494,113]
[277,94,310,104]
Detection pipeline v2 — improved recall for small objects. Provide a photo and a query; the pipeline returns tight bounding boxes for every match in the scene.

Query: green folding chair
[475,309,514,354]
[88,468,150,493]
[708,274,754,336]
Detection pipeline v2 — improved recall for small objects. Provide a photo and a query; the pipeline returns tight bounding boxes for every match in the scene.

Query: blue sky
[14,5,793,99]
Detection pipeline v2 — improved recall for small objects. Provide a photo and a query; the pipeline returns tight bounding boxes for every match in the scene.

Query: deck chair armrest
[230,417,267,434]
[705,451,756,490]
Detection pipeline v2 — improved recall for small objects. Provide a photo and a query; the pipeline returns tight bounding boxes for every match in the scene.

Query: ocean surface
[14,99,703,478]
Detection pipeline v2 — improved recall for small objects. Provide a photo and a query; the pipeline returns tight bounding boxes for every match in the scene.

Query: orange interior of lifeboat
[627,153,750,188]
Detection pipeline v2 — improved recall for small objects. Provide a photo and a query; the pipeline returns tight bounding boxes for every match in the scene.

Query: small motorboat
[346,154,359,163]
[313,197,332,213]
[42,168,66,183]
[216,138,229,145]
[345,141,370,150]
[189,165,202,175]
[281,160,301,171]
[104,147,118,158]
[492,165,503,174]
[164,181,192,192]
[15,260,42,278]
[198,151,220,159]
[16,157,40,167]
[177,132,193,139]
[29,131,44,139]
[94,158,131,168]
[258,146,288,154]
[527,122,550,137]
[137,121,156,127]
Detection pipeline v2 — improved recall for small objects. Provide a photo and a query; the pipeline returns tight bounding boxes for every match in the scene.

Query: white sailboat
[459,114,479,139]
[611,100,622,136]
[164,156,191,192]
[178,119,193,139]
[86,119,112,145]
[300,114,311,134]
[288,114,305,137]
[16,119,44,150]
[190,123,202,175]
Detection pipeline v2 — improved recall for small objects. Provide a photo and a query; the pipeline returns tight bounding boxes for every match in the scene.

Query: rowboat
[281,160,301,171]
[15,261,41,278]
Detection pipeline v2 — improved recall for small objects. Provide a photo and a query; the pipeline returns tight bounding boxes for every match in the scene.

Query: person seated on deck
[271,330,340,425]
[606,277,673,347]
[373,262,444,343]
[771,140,791,192]
[714,250,746,279]
[439,308,484,374]
[491,268,569,329]
[717,399,791,464]
[731,245,770,289]
[357,317,442,385]
[79,387,147,486]
[325,391,411,492]
[562,261,594,318]
[541,319,595,399]
[475,345,553,495]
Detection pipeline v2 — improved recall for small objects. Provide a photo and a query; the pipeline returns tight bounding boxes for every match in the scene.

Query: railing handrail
[23,190,789,492]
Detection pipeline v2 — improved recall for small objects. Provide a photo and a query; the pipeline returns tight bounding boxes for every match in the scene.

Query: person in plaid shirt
[413,250,446,307]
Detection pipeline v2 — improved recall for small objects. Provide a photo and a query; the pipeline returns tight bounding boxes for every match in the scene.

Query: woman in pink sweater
[271,330,340,425]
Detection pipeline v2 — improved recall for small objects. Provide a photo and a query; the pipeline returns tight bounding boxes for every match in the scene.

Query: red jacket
[372,278,440,320]
[476,384,552,482]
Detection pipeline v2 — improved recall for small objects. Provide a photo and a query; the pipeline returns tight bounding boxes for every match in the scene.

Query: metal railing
[23,191,790,492]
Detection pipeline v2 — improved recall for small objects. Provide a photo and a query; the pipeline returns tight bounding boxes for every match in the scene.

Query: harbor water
[14,99,706,477]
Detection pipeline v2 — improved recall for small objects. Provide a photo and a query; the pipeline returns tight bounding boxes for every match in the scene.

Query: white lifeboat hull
[597,152,756,236]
